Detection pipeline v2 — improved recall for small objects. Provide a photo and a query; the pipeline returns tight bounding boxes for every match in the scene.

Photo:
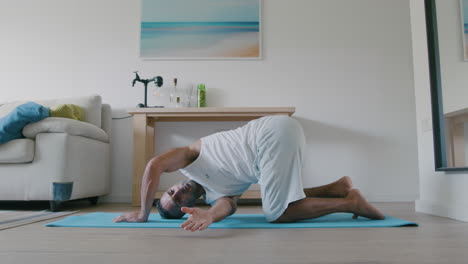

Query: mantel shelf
[128,107,295,114]
[128,107,296,122]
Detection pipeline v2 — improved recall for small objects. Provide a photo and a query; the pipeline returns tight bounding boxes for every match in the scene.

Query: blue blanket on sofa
[0,102,50,144]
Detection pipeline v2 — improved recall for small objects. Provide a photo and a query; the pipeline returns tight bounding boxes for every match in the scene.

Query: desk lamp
[132,71,164,108]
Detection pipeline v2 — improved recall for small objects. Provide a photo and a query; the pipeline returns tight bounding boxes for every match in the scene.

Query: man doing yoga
[114,116,385,230]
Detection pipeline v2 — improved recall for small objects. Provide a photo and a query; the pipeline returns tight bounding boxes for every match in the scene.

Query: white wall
[411,0,468,221]
[0,0,419,203]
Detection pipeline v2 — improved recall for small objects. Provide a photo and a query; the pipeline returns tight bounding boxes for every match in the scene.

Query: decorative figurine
[132,71,164,108]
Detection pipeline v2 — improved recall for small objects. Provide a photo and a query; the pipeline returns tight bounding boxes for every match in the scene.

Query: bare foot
[346,189,385,220]
[335,176,353,197]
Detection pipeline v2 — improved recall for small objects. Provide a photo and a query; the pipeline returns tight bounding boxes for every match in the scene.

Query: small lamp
[132,71,164,108]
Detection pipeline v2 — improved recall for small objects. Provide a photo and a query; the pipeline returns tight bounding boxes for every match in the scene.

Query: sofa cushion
[0,95,102,128]
[23,117,109,143]
[0,138,35,163]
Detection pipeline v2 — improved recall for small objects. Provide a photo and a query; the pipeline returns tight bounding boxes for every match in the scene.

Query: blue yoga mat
[46,213,417,229]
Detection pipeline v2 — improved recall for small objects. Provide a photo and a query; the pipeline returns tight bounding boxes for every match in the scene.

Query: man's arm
[180,195,240,231]
[208,195,240,222]
[113,141,200,223]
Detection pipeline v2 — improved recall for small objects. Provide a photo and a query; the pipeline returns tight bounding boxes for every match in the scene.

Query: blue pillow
[0,102,50,144]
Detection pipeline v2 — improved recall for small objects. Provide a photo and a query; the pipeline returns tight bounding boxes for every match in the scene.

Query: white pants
[256,116,306,222]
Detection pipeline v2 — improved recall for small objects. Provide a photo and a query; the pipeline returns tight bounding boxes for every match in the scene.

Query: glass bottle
[153,82,168,107]
[169,78,179,107]
[185,84,196,107]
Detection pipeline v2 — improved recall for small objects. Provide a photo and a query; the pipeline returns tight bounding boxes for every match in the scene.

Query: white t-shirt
[179,117,265,204]
[179,116,306,222]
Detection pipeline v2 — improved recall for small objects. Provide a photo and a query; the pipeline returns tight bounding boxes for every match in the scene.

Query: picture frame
[140,0,262,60]
[461,0,468,61]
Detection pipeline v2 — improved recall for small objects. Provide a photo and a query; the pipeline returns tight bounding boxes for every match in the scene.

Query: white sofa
[0,95,111,211]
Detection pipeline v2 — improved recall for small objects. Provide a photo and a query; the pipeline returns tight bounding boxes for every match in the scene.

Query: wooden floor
[1,202,468,264]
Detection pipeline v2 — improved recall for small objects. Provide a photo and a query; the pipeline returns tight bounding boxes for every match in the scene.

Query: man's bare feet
[346,189,385,220]
[303,176,353,198]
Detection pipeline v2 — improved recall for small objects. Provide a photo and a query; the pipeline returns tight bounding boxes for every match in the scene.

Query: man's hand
[180,207,213,232]
[113,211,148,223]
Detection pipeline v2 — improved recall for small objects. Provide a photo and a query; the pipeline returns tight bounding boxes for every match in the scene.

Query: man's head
[155,179,205,219]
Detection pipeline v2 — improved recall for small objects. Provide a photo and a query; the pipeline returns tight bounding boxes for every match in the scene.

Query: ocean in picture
[465,23,468,58]
[140,0,260,59]
[464,0,468,59]
[141,21,260,58]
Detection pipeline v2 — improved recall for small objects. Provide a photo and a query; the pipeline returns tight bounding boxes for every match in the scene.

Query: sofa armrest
[22,117,109,143]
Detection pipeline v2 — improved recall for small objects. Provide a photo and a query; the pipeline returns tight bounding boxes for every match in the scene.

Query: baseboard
[102,191,263,205]
[416,199,468,222]
[100,195,132,203]
[154,190,262,200]
[101,193,417,204]
[366,194,418,202]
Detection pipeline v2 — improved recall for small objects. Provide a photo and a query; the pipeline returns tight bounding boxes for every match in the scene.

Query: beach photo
[462,0,468,60]
[140,0,261,59]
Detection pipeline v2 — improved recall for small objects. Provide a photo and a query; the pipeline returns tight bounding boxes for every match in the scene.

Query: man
[114,116,384,231]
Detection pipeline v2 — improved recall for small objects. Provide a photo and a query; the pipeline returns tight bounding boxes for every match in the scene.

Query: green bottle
[197,84,206,107]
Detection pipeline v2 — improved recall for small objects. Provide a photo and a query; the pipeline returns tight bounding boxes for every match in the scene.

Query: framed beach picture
[140,0,261,60]
[462,0,468,60]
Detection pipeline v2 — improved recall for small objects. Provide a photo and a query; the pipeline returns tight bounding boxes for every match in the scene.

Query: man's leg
[273,189,385,223]
[303,176,353,198]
